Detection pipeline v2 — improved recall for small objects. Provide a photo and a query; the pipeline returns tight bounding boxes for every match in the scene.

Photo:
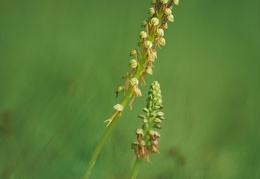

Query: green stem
[82,88,133,179]
[82,47,146,179]
[130,157,144,179]
[81,111,120,179]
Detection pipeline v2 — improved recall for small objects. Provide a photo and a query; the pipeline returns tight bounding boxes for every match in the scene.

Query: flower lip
[113,104,124,111]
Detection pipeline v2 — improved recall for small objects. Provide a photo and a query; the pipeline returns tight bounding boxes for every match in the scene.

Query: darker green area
[0,0,260,178]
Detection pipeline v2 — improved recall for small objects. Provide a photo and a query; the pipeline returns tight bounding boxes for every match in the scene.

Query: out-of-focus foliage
[0,0,259,178]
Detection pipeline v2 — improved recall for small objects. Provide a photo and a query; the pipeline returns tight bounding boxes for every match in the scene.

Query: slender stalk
[81,111,119,179]
[82,51,145,179]
[82,86,135,179]
[131,157,143,179]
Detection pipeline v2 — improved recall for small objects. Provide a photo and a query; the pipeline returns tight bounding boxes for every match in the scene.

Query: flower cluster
[106,0,178,126]
[123,0,178,107]
[131,81,164,162]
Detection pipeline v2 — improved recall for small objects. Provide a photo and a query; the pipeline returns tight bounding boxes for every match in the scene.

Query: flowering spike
[118,0,179,110]
[131,81,165,161]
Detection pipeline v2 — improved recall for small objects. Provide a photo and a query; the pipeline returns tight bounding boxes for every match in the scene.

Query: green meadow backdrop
[1,0,259,178]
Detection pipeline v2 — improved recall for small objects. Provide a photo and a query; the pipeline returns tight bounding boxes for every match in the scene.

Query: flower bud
[146,66,153,75]
[174,0,179,6]
[149,7,155,15]
[157,116,165,120]
[168,14,174,22]
[156,111,164,117]
[142,20,148,27]
[164,22,168,29]
[138,115,146,120]
[117,86,124,92]
[150,17,159,26]
[159,38,166,46]
[130,49,137,56]
[143,108,149,114]
[144,40,153,48]
[157,28,164,36]
[164,8,172,16]
[129,59,138,68]
[157,98,163,105]
[151,0,157,5]
[154,118,162,123]
[139,31,148,38]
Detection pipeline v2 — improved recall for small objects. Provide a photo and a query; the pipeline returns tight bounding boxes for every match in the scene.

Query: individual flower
[144,40,153,48]
[164,8,172,16]
[168,14,174,22]
[130,49,137,56]
[129,59,138,69]
[150,17,159,26]
[104,104,124,126]
[159,38,166,46]
[151,0,157,5]
[113,104,124,111]
[157,28,164,37]
[130,78,142,97]
[149,7,155,15]
[139,31,148,39]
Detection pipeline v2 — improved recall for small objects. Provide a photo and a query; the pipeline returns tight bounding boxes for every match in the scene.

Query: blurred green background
[1,0,260,178]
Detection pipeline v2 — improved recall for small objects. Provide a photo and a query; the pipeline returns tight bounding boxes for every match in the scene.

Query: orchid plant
[82,0,179,178]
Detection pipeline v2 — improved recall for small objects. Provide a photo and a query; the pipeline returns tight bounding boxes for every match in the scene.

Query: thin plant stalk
[81,111,119,179]
[130,157,143,179]
[82,50,150,179]
[82,82,136,179]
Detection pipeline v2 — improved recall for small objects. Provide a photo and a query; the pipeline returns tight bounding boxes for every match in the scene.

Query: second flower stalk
[131,81,164,162]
